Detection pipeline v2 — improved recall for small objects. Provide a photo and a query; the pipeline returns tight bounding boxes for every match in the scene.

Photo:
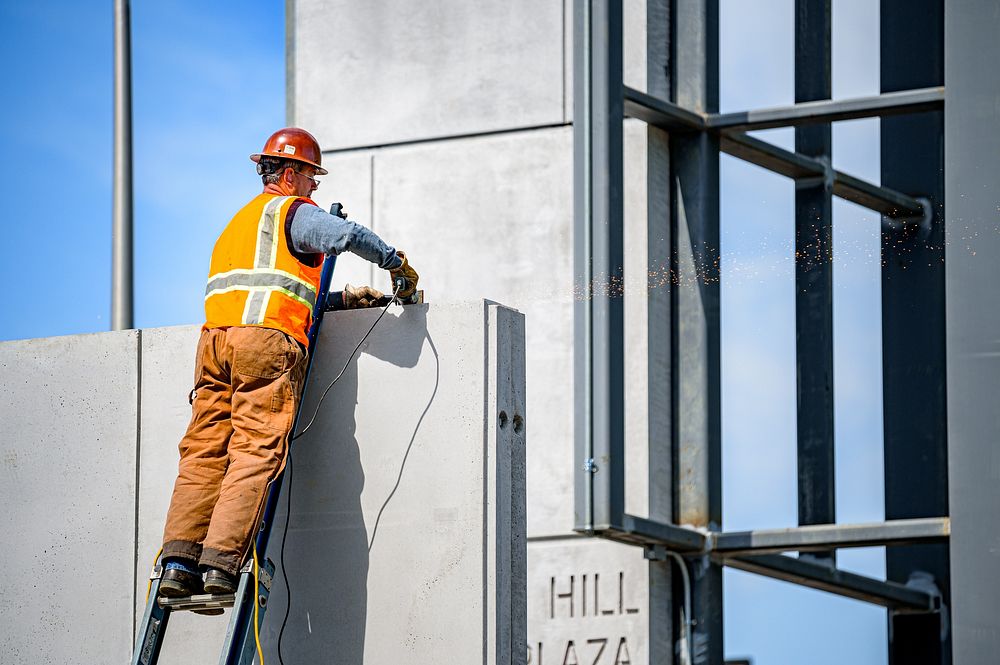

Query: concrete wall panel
[945,0,1000,660]
[0,332,139,664]
[294,0,566,151]
[263,301,525,664]
[369,128,575,538]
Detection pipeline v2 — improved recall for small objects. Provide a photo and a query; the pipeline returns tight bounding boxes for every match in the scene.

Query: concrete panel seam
[483,301,492,665]
[562,0,568,123]
[132,328,143,642]
[321,122,572,157]
[369,154,375,288]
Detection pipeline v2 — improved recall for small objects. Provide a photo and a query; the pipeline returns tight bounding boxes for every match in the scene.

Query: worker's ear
[282,167,296,184]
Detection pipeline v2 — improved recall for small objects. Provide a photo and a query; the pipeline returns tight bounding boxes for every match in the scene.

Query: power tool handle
[330,202,347,219]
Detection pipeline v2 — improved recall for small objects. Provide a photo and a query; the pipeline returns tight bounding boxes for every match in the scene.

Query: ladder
[131,207,344,665]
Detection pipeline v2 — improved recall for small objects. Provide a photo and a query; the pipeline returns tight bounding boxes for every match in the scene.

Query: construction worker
[157,127,418,600]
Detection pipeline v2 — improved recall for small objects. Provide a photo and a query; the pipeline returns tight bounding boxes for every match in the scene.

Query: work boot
[159,567,202,598]
[203,568,238,595]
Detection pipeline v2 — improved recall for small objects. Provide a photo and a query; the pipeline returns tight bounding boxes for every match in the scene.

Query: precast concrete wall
[1,301,525,664]
[0,332,139,664]
[291,1,673,662]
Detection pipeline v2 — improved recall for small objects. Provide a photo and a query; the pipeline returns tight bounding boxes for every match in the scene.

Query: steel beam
[720,132,926,218]
[623,85,704,131]
[712,517,950,556]
[573,0,625,534]
[626,90,932,222]
[723,554,937,612]
[882,1,950,662]
[708,87,944,132]
[594,514,707,551]
[794,0,836,565]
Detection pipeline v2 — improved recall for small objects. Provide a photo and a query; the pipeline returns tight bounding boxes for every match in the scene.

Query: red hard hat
[250,127,328,175]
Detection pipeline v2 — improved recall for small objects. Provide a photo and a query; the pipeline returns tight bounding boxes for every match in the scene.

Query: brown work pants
[161,326,307,576]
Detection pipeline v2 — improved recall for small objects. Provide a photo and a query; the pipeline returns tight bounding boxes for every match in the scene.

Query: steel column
[670,0,722,661]
[573,0,625,534]
[793,0,835,564]
[645,2,676,660]
[881,0,950,662]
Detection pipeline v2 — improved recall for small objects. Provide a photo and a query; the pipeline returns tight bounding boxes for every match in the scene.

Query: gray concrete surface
[2,301,524,664]
[262,301,525,664]
[0,331,139,664]
[527,538,653,665]
[945,0,1000,660]
[292,0,565,150]
[292,0,673,657]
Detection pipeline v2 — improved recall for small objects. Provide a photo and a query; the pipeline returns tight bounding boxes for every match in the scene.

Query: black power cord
[277,283,401,664]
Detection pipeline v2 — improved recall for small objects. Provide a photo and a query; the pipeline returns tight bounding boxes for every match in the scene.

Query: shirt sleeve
[288,203,403,270]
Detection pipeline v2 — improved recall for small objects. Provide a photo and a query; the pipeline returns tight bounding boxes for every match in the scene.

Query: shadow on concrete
[265,304,433,664]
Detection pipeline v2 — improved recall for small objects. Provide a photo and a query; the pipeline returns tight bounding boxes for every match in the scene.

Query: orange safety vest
[204,193,323,347]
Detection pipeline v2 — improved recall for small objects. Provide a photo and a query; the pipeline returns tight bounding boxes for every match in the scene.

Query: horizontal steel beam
[593,513,707,552]
[623,85,704,131]
[708,87,944,132]
[713,517,950,556]
[624,87,934,218]
[720,132,927,218]
[722,554,937,612]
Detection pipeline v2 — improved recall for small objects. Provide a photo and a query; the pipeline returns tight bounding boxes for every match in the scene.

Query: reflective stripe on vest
[204,196,317,325]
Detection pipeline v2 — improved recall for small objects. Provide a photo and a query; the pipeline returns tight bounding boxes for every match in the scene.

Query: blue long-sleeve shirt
[286,200,402,270]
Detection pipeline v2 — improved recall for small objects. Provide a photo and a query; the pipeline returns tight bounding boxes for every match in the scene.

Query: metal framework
[574,0,950,662]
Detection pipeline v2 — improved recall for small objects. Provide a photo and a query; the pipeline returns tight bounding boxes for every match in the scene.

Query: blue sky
[1,1,892,663]
[720,1,888,663]
[0,0,283,340]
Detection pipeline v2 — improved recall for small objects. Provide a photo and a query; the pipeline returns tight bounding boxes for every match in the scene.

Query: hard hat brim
[250,152,329,176]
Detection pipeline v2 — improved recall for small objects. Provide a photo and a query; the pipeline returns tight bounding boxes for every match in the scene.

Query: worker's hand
[389,251,419,299]
[343,283,384,309]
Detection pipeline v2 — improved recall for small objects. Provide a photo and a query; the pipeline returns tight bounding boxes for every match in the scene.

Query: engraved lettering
[614,637,631,665]
[563,640,579,665]
[551,575,575,618]
[586,637,608,665]
[618,572,623,614]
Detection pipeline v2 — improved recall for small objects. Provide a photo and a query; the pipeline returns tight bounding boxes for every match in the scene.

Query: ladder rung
[157,593,236,612]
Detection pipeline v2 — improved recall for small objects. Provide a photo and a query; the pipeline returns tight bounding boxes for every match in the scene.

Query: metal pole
[112,0,134,330]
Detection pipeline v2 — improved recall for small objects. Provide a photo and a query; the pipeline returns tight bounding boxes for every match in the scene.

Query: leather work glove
[389,251,419,299]
[342,284,384,309]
